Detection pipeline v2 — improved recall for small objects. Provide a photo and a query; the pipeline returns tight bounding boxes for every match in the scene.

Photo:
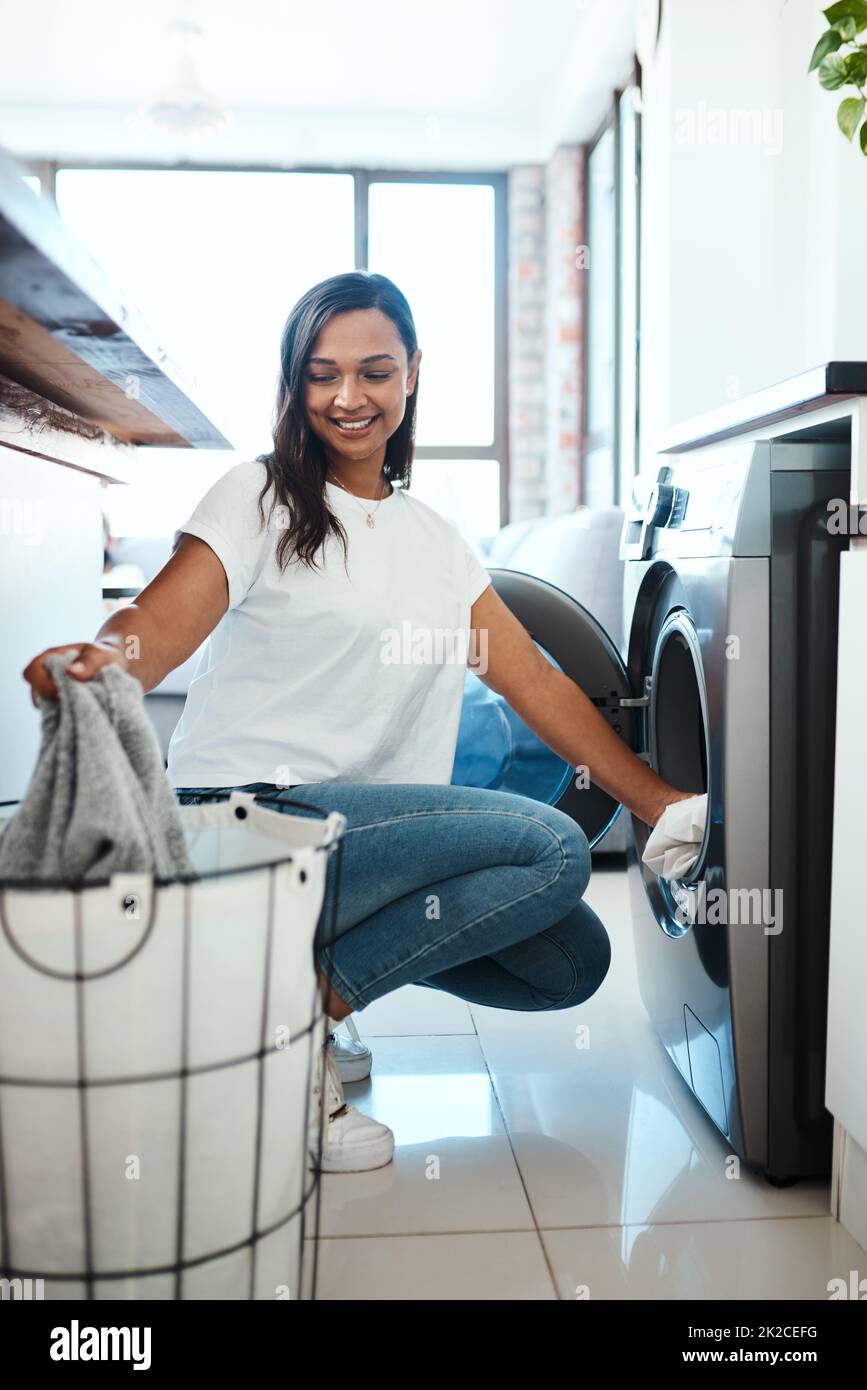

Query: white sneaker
[326,1014,373,1084]
[309,1041,394,1174]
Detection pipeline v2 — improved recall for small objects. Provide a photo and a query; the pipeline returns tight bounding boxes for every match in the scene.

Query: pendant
[366,515,375,529]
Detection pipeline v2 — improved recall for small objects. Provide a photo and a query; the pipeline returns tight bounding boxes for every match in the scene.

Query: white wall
[0,447,104,802]
[639,0,867,457]
[0,0,638,169]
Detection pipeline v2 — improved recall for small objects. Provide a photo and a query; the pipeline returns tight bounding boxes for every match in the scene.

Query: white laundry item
[641,792,708,881]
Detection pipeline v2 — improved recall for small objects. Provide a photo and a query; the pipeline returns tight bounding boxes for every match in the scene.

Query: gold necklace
[327,472,390,529]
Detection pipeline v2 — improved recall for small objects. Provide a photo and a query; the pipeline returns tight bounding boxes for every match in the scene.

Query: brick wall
[507,148,585,522]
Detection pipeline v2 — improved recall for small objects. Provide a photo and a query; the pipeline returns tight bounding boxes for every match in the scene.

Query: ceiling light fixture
[137,18,230,136]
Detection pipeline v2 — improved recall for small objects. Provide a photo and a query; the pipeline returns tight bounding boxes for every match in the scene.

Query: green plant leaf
[837,95,866,136]
[835,16,859,39]
[824,1,867,33]
[843,46,867,80]
[861,120,867,150]
[819,51,850,87]
[809,27,844,69]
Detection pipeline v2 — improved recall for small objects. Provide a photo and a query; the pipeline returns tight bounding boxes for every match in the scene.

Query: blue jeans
[173,782,611,1014]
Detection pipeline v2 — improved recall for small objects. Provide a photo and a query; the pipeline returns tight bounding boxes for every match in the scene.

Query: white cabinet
[0,445,105,801]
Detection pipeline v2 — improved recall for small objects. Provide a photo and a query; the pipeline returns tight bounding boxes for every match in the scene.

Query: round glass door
[647,609,712,927]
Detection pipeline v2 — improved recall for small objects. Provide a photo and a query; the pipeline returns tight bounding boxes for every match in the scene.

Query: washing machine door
[451,567,642,849]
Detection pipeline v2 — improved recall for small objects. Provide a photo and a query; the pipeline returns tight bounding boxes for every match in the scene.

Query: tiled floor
[306,861,866,1300]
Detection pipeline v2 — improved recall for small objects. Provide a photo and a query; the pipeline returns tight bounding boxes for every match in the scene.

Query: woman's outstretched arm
[469,584,693,828]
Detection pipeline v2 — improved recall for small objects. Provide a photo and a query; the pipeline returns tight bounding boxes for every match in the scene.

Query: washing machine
[452,437,849,1183]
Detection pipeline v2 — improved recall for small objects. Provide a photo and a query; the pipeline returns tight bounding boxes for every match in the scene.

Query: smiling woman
[304,320,419,474]
[23,268,688,1177]
[260,273,421,567]
[159,275,486,798]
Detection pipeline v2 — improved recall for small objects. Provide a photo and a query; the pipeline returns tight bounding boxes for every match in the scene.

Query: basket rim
[0,791,342,893]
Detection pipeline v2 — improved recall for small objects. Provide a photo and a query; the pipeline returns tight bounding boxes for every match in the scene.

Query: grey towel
[0,650,196,884]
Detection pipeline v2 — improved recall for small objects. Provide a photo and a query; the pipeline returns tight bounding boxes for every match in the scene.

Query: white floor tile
[307,1232,556,1300]
[352,984,475,1037]
[465,868,830,1229]
[483,1037,830,1228]
[306,866,852,1299]
[542,1217,867,1300]
[316,1035,534,1238]
[584,856,646,1005]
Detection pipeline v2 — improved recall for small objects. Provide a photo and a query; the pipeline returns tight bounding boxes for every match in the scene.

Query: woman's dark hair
[255,271,419,571]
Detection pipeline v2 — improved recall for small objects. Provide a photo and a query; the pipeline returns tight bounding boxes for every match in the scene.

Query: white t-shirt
[165,459,492,788]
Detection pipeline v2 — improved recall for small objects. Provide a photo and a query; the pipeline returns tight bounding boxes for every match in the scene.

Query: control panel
[619,446,755,561]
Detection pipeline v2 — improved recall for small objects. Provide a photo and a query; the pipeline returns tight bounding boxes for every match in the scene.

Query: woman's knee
[534,909,612,1011]
[531,803,592,904]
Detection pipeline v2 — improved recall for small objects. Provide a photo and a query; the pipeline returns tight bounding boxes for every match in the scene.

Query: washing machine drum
[451,568,640,849]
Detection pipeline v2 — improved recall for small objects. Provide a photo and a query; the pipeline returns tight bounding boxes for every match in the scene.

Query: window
[55,169,355,455]
[584,125,616,508]
[364,174,506,542]
[617,84,641,505]
[367,180,495,448]
[583,72,642,509]
[47,164,505,543]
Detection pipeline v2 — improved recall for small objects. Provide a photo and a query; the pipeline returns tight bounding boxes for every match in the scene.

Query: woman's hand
[647,787,699,828]
[22,642,131,706]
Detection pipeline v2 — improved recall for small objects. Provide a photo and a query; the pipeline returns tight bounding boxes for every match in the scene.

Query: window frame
[581,62,642,509]
[359,169,509,527]
[30,158,510,524]
[582,114,617,506]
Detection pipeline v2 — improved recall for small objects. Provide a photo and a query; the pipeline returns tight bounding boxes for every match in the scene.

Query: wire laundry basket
[0,788,345,1301]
